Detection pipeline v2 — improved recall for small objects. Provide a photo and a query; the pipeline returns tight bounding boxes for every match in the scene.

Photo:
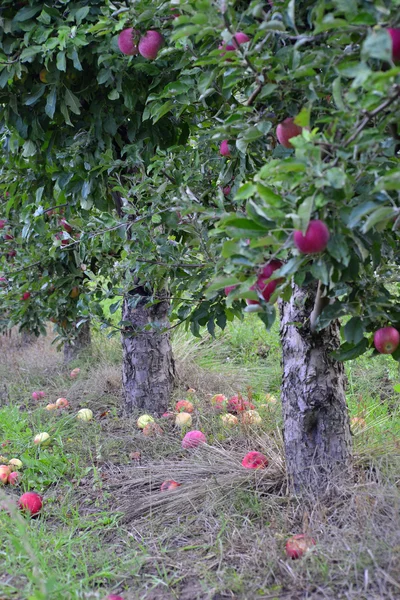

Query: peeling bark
[63,321,91,363]
[279,282,353,493]
[121,288,176,415]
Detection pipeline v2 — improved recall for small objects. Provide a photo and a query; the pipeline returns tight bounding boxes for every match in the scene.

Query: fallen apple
[70,367,81,378]
[227,395,255,414]
[160,480,181,491]
[220,413,238,426]
[7,471,19,486]
[142,422,163,437]
[285,534,316,559]
[350,416,366,430]
[241,451,268,469]
[56,398,69,409]
[0,465,11,484]
[8,458,22,469]
[38,391,46,399]
[241,410,262,425]
[137,414,154,429]
[104,595,124,600]
[77,408,93,421]
[18,492,43,517]
[34,432,50,445]
[161,412,174,419]
[32,391,40,401]
[46,403,57,411]
[210,394,227,412]
[175,400,194,413]
[175,412,192,428]
[182,430,206,449]
[265,393,278,404]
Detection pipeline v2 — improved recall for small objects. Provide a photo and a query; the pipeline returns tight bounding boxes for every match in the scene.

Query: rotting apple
[142,422,163,437]
[137,414,154,429]
[175,400,194,413]
[285,534,316,559]
[160,480,181,491]
[241,451,268,469]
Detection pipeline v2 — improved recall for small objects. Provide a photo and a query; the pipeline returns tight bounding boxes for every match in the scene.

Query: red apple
[388,28,400,62]
[241,451,268,469]
[222,185,231,196]
[175,400,194,413]
[181,430,206,449]
[7,471,20,486]
[246,260,283,305]
[138,31,164,60]
[4,233,14,241]
[220,140,231,157]
[210,393,227,412]
[56,398,69,409]
[32,391,40,401]
[224,285,237,295]
[227,396,255,414]
[117,28,139,55]
[105,596,124,600]
[0,465,11,484]
[60,218,72,233]
[7,250,16,258]
[285,534,316,559]
[161,411,174,419]
[70,367,81,378]
[373,326,400,355]
[18,492,43,517]
[38,391,46,398]
[160,480,181,491]
[222,32,251,52]
[0,219,6,229]
[293,220,330,254]
[21,292,31,301]
[276,117,304,149]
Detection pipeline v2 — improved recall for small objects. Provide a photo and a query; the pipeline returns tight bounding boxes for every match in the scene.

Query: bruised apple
[241,451,268,469]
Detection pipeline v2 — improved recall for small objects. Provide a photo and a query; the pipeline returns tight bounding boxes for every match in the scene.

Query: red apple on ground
[18,492,43,517]
[220,140,231,157]
[56,398,69,409]
[175,400,194,413]
[246,260,283,305]
[105,595,124,600]
[293,220,330,254]
[1,440,10,448]
[21,292,31,301]
[32,391,40,401]
[138,31,164,60]
[161,411,174,419]
[70,367,81,378]
[160,480,181,492]
[227,396,255,414]
[7,471,20,486]
[388,28,400,62]
[118,28,139,55]
[241,451,268,469]
[4,233,13,240]
[373,326,400,355]
[38,391,45,398]
[285,534,316,559]
[182,430,206,449]
[0,465,11,484]
[210,393,227,412]
[276,117,304,148]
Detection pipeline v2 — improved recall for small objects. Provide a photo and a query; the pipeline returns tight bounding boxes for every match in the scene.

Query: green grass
[0,315,399,599]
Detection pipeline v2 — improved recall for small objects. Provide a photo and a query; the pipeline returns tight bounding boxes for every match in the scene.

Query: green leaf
[20,46,43,61]
[64,89,81,115]
[294,106,310,128]
[13,5,41,21]
[331,338,369,361]
[332,77,345,111]
[325,167,347,189]
[45,87,57,119]
[362,30,392,62]
[56,51,66,72]
[343,317,365,344]
[362,207,395,233]
[256,184,283,206]
[234,183,256,200]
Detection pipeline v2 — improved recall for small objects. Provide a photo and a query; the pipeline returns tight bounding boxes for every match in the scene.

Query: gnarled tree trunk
[63,321,91,363]
[279,282,353,493]
[121,288,175,415]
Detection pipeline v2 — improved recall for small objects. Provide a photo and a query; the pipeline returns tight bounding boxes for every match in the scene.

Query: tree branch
[310,281,330,332]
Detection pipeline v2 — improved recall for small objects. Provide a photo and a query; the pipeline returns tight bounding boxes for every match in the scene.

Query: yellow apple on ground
[220,413,238,426]
[175,412,192,427]
[70,368,81,378]
[0,465,11,484]
[137,414,154,429]
[77,408,93,421]
[351,416,366,430]
[46,403,57,410]
[241,410,262,425]
[8,458,22,469]
[34,432,50,445]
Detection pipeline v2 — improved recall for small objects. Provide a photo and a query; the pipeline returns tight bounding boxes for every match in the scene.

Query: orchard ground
[0,316,399,600]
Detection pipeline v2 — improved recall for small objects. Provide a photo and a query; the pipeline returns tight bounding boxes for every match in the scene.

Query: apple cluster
[118,29,164,60]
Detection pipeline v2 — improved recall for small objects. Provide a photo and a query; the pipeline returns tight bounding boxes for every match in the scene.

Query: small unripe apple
[175,400,194,413]
[276,117,304,149]
[60,218,73,233]
[21,292,31,301]
[138,31,164,60]
[388,28,400,62]
[7,471,20,486]
[285,534,316,559]
[137,414,154,429]
[373,326,400,355]
[46,403,57,411]
[241,451,268,469]
[211,393,227,412]
[0,465,11,484]
[175,412,192,428]
[18,492,43,517]
[34,432,50,445]
[39,69,48,83]
[293,220,330,254]
[8,458,22,469]
[70,367,81,378]
[220,413,238,426]
[220,140,231,157]
[77,408,93,421]
[56,398,69,409]
[118,28,139,56]
[182,430,206,449]
[241,410,262,425]
[160,480,181,491]
[142,422,163,437]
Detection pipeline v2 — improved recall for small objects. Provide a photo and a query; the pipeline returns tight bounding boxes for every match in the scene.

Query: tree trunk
[279,282,353,493]
[121,288,176,415]
[63,321,91,363]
